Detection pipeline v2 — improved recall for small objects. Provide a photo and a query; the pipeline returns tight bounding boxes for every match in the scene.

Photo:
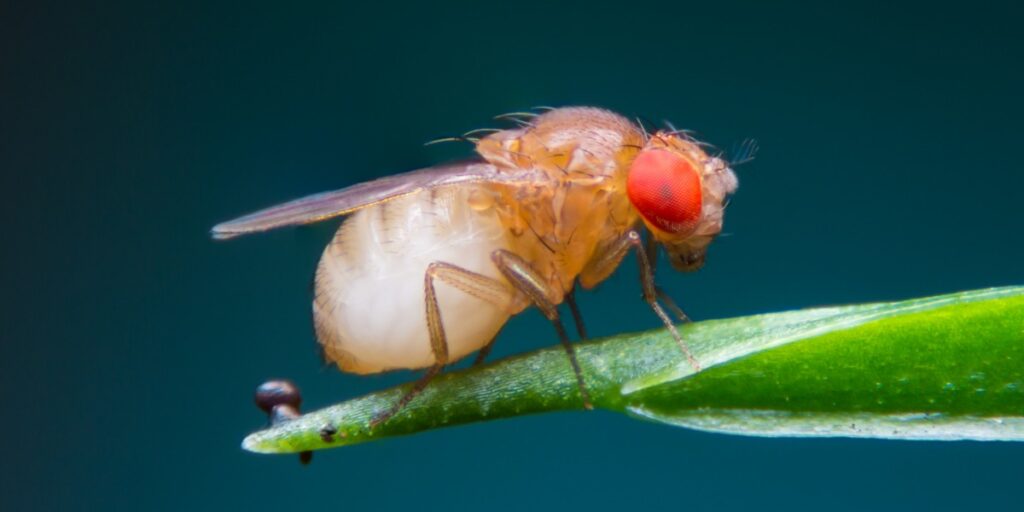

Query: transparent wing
[211,160,544,240]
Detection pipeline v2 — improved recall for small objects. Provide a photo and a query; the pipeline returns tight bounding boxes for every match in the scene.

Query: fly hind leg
[370,261,516,427]
[490,250,593,410]
[564,286,588,340]
[471,330,502,367]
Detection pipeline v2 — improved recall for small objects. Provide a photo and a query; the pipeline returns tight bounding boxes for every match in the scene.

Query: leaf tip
[242,432,275,454]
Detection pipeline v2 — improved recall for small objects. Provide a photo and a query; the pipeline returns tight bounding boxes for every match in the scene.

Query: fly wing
[211,160,543,240]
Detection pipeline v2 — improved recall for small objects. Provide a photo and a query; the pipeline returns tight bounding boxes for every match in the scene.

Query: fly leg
[369,266,448,427]
[490,250,593,410]
[564,287,588,340]
[471,330,502,367]
[582,230,700,371]
[435,263,518,367]
[371,262,516,426]
[645,231,692,324]
[474,286,586,367]
[655,287,691,323]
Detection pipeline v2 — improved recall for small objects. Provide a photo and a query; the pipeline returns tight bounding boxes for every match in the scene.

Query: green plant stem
[243,286,1024,454]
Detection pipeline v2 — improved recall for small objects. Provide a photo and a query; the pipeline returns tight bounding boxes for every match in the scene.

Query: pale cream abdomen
[313,186,513,374]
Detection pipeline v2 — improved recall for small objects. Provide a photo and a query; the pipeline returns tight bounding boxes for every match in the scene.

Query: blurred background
[3,1,1023,510]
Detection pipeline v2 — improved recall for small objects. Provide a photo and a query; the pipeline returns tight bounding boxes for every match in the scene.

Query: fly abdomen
[313,186,514,374]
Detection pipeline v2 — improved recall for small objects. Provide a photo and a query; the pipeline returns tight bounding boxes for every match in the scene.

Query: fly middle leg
[490,249,594,410]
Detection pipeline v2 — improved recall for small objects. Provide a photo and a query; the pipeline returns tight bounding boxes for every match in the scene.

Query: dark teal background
[4,1,1023,510]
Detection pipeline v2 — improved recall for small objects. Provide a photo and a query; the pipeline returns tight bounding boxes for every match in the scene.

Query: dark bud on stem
[254,379,312,465]
[255,379,302,415]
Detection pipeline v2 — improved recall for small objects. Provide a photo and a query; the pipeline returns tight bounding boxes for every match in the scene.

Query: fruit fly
[213,107,739,424]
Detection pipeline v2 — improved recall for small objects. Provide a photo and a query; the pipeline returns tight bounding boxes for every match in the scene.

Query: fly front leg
[584,230,701,371]
[632,232,701,370]
[371,261,517,427]
[645,232,692,324]
[655,287,691,324]
[490,250,593,410]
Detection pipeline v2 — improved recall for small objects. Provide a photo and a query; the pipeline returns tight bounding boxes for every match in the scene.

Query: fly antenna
[729,138,759,166]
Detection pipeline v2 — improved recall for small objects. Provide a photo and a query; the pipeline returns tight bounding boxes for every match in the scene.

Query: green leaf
[242,286,1024,454]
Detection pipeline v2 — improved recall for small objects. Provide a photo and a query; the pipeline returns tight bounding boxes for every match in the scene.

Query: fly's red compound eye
[626,149,703,234]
